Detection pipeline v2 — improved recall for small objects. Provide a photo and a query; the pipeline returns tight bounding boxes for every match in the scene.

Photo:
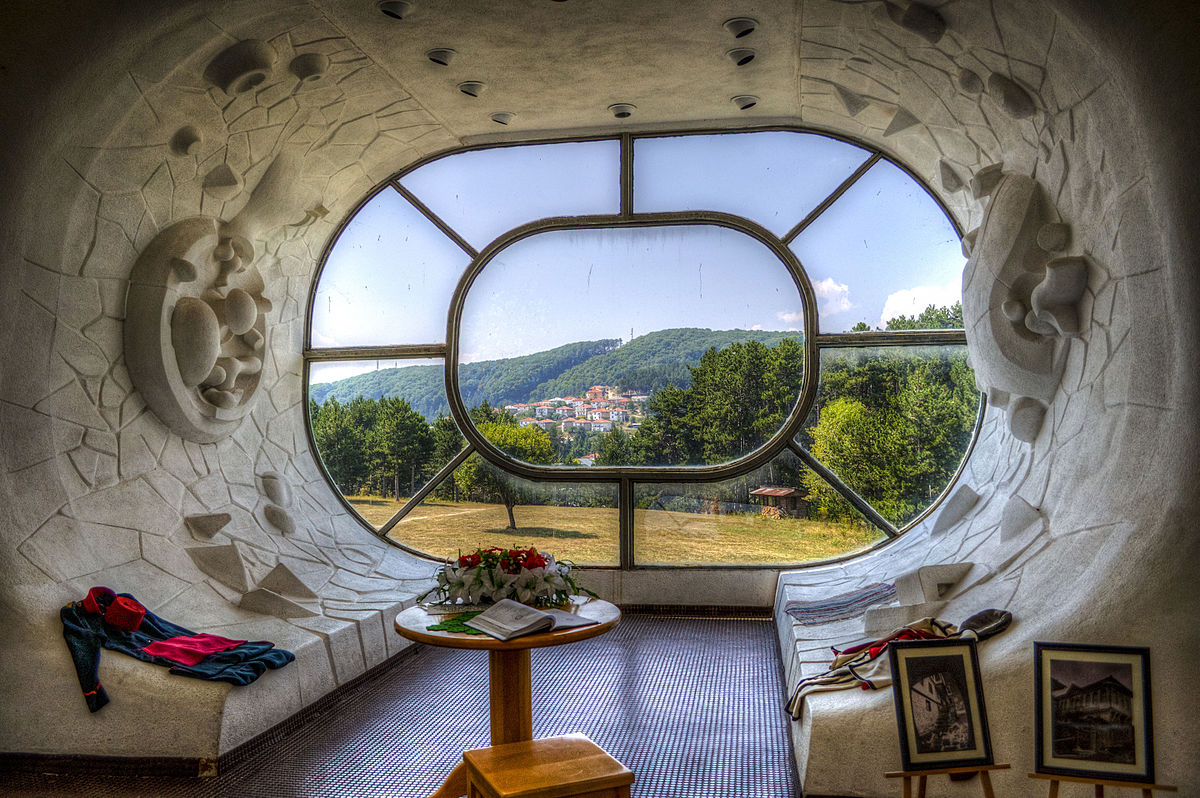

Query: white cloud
[813,277,853,315]
[776,311,804,324]
[750,323,763,330]
[878,278,960,328]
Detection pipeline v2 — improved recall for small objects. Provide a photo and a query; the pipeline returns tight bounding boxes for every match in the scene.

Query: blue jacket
[61,591,294,712]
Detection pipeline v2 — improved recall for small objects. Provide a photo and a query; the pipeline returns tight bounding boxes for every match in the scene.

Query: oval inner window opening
[454,224,809,470]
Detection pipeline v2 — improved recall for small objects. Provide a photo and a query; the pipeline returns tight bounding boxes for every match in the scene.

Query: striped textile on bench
[783,582,896,625]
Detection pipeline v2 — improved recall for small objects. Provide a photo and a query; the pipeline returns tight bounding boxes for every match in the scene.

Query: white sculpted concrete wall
[0,0,1195,792]
[775,1,1200,795]
[0,6,455,761]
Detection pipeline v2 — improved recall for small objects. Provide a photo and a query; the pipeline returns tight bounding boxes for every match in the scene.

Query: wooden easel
[1029,772,1178,798]
[885,763,1010,798]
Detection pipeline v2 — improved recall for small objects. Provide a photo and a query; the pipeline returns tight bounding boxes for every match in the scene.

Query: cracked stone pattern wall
[0,6,454,759]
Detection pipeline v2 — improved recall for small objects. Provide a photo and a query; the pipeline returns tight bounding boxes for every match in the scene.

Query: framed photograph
[888,638,993,771]
[1034,642,1153,783]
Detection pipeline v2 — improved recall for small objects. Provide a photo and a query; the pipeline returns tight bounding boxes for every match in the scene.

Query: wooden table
[395,598,621,798]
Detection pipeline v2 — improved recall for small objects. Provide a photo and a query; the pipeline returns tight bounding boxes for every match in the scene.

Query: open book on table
[465,598,598,641]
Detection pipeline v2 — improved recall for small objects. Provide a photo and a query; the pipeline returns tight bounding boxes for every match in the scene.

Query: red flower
[456,546,547,573]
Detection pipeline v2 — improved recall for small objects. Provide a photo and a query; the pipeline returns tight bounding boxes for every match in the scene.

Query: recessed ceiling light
[608,103,636,119]
[723,17,758,38]
[426,48,456,66]
[731,94,759,110]
[490,112,516,125]
[377,1,413,19]
[458,81,487,97]
[727,48,756,66]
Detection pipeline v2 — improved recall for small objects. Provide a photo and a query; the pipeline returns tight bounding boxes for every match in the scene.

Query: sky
[309,131,965,385]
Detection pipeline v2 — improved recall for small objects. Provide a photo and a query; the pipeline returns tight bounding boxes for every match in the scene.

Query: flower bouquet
[419,546,596,608]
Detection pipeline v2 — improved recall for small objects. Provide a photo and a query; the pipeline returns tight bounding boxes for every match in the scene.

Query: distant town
[503,385,647,465]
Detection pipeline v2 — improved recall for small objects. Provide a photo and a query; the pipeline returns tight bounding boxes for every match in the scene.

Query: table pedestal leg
[426,760,470,798]
[489,648,533,744]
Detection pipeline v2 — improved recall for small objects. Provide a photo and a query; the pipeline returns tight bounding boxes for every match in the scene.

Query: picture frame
[888,637,993,771]
[1034,642,1153,783]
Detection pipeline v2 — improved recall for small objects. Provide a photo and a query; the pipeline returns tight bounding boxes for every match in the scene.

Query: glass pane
[311,187,468,347]
[789,159,965,333]
[457,225,806,466]
[633,449,885,565]
[308,359,463,530]
[400,140,621,248]
[796,345,979,528]
[633,131,871,235]
[387,461,619,565]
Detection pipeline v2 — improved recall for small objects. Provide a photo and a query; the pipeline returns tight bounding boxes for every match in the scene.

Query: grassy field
[348,496,883,565]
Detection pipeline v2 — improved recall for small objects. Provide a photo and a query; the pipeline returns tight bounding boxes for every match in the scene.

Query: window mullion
[390,181,479,258]
[787,440,899,537]
[620,133,633,219]
[305,344,448,361]
[815,330,967,348]
[782,151,882,245]
[377,443,477,538]
[619,477,635,569]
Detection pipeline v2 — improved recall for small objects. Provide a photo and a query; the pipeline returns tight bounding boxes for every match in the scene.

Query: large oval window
[305,130,979,566]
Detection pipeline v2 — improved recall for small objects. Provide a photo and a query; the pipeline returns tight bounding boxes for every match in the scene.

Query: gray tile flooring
[5,612,799,797]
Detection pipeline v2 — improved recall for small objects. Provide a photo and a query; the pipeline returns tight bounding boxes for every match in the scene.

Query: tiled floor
[6,611,799,797]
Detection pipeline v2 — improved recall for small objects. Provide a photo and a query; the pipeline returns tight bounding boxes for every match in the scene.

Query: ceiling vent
[490,112,515,125]
[608,103,636,119]
[723,17,758,38]
[731,94,759,110]
[377,1,412,19]
[458,81,487,97]
[727,48,756,66]
[426,48,456,66]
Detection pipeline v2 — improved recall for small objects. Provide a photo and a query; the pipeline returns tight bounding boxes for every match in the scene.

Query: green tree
[630,383,696,465]
[373,397,434,499]
[595,428,631,465]
[802,397,918,522]
[884,301,964,330]
[628,338,804,465]
[428,416,465,500]
[456,420,554,529]
[310,397,370,495]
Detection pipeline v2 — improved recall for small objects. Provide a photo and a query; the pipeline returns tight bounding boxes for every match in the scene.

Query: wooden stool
[462,733,634,798]
[1029,772,1179,798]
[885,763,1011,798]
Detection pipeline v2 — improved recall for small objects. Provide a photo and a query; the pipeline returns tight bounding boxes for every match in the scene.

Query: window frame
[303,127,980,568]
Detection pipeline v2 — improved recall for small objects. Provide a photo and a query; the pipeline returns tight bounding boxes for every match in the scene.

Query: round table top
[395,598,621,651]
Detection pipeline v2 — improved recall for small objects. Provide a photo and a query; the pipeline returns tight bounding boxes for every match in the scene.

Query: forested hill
[309,328,803,420]
[308,338,619,419]
[527,328,802,400]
